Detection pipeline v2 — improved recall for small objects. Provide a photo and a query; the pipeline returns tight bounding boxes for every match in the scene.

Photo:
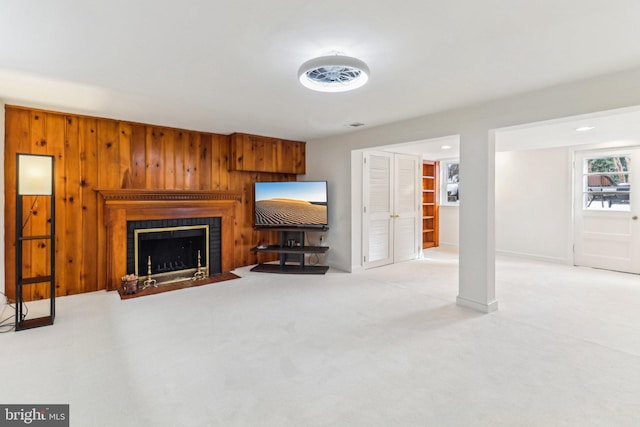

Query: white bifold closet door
[363,151,420,269]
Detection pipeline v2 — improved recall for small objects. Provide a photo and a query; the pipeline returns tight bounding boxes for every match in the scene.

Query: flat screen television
[254,181,328,228]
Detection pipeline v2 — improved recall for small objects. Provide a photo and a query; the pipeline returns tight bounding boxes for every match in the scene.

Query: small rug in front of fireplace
[117,272,240,300]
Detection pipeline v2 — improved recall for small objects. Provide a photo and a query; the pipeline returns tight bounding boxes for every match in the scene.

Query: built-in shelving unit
[422,161,439,249]
[251,227,329,274]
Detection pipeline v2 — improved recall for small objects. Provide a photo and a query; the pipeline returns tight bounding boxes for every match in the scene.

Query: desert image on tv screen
[255,181,327,226]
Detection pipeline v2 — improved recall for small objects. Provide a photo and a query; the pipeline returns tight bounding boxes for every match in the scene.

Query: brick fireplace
[98,189,240,291]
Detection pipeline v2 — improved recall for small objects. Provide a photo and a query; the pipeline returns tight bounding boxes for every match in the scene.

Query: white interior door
[363,151,421,269]
[363,151,394,268]
[574,148,640,274]
[393,154,421,262]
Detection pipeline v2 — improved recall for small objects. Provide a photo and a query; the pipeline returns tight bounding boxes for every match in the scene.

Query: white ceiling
[2,1,640,142]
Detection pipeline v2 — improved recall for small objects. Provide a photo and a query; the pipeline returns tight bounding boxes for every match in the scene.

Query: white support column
[457,129,498,313]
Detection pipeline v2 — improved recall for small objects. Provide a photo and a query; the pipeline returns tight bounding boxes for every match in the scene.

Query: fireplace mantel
[97,189,239,291]
[96,189,242,202]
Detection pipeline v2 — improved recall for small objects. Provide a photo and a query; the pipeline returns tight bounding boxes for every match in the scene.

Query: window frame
[441,159,460,206]
[581,154,631,211]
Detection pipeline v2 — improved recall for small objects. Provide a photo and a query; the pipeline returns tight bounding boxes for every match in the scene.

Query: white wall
[495,147,572,263]
[304,66,640,312]
[439,206,459,247]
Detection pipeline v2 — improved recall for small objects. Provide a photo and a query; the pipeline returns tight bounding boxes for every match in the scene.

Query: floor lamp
[15,153,55,331]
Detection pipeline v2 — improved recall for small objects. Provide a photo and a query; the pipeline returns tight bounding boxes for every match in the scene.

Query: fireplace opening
[136,225,208,281]
[126,217,221,285]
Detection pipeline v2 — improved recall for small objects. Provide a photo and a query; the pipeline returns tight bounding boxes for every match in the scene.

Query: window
[442,160,459,204]
[440,159,460,205]
[583,155,630,211]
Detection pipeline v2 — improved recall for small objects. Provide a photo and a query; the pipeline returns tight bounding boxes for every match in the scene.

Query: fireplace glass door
[135,225,209,283]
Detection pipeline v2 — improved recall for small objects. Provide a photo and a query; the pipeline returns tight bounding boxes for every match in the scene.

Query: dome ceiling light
[298,55,370,93]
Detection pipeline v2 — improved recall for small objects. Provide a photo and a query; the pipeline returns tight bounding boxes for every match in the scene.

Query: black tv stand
[251,227,329,274]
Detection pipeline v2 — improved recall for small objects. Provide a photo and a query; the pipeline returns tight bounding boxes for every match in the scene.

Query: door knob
[633,216,638,220]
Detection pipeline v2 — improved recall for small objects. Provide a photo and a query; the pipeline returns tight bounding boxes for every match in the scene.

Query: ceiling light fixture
[441,145,452,150]
[298,55,369,93]
[575,126,595,132]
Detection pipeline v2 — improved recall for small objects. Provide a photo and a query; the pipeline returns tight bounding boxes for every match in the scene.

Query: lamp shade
[18,154,53,196]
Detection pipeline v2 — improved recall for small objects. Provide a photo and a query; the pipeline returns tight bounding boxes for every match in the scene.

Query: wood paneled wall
[4,106,301,301]
[230,133,305,174]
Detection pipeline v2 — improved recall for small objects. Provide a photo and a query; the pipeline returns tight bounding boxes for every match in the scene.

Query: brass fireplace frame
[134,224,210,284]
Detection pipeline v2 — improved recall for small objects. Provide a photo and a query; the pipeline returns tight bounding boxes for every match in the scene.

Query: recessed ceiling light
[441,145,452,150]
[575,126,595,132]
[298,55,369,93]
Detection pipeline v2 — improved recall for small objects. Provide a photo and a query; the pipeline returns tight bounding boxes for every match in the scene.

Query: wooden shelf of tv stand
[251,227,329,274]
[251,244,329,254]
[250,245,329,274]
[250,263,329,274]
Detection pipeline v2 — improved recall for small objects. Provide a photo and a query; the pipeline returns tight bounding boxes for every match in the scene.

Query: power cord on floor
[303,232,316,265]
[0,291,16,333]
[304,232,323,266]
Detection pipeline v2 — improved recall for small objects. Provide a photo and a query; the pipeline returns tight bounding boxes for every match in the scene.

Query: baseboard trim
[456,295,498,313]
[438,242,459,249]
[495,250,570,265]
[350,265,364,273]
